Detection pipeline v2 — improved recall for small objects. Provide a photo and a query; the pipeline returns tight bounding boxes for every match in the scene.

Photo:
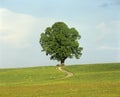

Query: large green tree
[39,22,83,66]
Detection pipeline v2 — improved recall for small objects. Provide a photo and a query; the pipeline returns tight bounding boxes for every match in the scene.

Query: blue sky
[0,0,120,68]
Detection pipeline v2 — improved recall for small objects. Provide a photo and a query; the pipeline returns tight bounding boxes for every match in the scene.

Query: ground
[0,63,120,97]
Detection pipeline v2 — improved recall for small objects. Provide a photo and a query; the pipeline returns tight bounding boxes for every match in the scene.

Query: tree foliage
[39,22,83,65]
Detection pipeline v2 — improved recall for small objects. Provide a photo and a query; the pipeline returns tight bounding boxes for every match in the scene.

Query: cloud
[0,8,61,68]
[100,0,120,7]
[96,22,109,41]
[0,8,58,49]
[94,21,120,62]
[100,3,109,7]
[95,21,120,42]
[100,45,120,50]
[0,8,37,48]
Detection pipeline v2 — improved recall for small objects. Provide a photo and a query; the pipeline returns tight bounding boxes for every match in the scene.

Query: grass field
[0,63,120,97]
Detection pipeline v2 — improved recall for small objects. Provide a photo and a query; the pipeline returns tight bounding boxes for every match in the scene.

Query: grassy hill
[0,63,120,97]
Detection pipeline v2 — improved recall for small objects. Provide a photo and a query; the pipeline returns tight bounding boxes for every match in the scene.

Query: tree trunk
[60,59,65,66]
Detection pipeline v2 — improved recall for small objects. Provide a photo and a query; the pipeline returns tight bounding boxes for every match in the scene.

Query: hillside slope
[0,63,120,97]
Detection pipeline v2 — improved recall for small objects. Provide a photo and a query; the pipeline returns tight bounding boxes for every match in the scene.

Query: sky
[0,0,120,68]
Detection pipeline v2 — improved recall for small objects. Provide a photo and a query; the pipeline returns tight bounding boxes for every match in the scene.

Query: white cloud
[0,8,37,48]
[0,8,58,48]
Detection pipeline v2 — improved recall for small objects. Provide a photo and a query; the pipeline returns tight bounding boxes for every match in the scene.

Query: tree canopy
[39,22,83,66]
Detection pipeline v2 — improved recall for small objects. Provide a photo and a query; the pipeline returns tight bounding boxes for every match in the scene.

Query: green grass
[0,66,66,86]
[0,63,120,97]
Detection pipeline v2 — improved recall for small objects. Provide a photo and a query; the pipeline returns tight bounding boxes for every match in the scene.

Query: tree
[39,22,83,66]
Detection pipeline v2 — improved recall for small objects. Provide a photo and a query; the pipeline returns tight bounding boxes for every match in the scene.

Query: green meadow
[0,63,120,97]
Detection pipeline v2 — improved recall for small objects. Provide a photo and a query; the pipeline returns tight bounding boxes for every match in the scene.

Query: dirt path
[57,67,73,79]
